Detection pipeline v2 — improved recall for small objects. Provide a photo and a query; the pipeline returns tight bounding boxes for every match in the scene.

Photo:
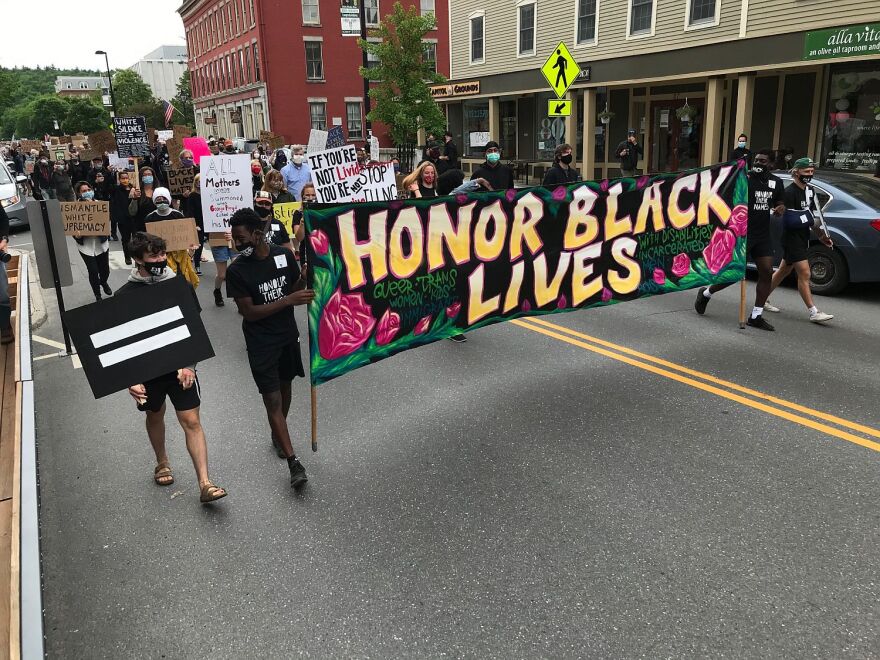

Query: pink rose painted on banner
[557,294,568,309]
[318,289,377,360]
[521,299,532,312]
[552,186,567,202]
[414,315,432,335]
[671,253,691,277]
[702,228,736,274]
[601,287,613,302]
[728,204,748,237]
[456,194,469,205]
[653,268,666,285]
[310,229,329,256]
[505,189,517,203]
[374,308,401,346]
[446,302,461,318]
[636,175,650,190]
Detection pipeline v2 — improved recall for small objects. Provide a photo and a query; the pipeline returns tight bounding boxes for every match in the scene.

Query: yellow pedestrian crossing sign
[548,99,572,117]
[541,42,577,98]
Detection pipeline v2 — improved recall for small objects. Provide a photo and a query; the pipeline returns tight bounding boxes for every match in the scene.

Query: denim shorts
[211,246,234,262]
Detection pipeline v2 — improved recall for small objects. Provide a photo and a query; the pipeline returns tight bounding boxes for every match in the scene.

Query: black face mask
[751,164,768,176]
[255,205,272,218]
[560,154,573,165]
[145,259,167,277]
[799,174,813,184]
[235,242,256,257]
[225,147,235,153]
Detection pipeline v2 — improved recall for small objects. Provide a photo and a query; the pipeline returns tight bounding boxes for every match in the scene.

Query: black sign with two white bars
[63,277,215,398]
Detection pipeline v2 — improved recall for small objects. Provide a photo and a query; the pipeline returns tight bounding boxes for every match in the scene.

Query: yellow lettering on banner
[474,200,508,262]
[604,183,633,241]
[427,202,474,272]
[533,251,572,307]
[571,243,603,306]
[389,207,423,279]
[668,173,698,229]
[338,210,388,289]
[564,186,599,250]
[698,166,733,226]
[509,192,544,261]
[467,264,500,324]
[608,237,640,294]
[633,182,666,235]
[503,260,525,313]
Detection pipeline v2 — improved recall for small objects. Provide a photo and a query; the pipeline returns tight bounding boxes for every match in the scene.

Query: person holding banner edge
[72,181,113,302]
[254,191,293,251]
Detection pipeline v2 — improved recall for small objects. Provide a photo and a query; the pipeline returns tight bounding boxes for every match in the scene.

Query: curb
[10,250,48,330]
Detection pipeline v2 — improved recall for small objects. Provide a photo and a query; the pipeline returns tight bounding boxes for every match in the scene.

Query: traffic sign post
[541,42,578,99]
[548,99,572,117]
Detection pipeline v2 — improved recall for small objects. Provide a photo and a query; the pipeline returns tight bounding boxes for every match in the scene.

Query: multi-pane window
[518,3,535,55]
[346,102,363,140]
[470,15,484,63]
[253,43,261,81]
[420,0,434,16]
[239,50,246,85]
[630,0,653,34]
[365,0,379,26]
[689,0,716,24]
[422,42,437,73]
[366,41,381,69]
[245,45,252,82]
[302,0,320,24]
[577,0,597,43]
[310,102,327,130]
[305,41,324,80]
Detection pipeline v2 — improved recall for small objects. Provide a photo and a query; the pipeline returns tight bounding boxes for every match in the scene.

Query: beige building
[437,1,880,180]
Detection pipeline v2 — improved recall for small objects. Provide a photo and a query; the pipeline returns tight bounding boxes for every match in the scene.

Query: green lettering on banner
[803,23,880,60]
[303,162,749,386]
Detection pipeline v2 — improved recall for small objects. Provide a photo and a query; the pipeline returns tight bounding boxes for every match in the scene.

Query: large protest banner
[200,154,251,232]
[112,116,150,158]
[304,162,748,385]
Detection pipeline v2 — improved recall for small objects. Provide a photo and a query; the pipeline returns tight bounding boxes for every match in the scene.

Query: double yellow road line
[511,316,880,454]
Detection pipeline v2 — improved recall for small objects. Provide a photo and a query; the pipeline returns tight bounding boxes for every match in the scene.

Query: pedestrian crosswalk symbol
[548,100,572,117]
[541,42,577,98]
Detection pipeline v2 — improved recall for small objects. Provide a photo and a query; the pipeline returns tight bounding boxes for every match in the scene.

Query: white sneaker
[764,301,780,313]
[810,311,834,323]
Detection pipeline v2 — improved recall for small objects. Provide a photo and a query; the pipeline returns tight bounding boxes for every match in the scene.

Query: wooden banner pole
[738,278,747,329]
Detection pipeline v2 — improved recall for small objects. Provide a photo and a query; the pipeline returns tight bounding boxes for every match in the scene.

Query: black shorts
[247,340,305,394]
[746,234,773,259]
[782,230,809,263]
[140,372,201,413]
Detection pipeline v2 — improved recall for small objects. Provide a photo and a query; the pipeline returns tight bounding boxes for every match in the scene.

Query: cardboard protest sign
[165,138,182,167]
[60,201,110,236]
[260,130,273,144]
[145,217,199,252]
[59,135,72,145]
[113,116,150,158]
[167,167,195,196]
[326,126,346,148]
[50,146,69,163]
[307,129,328,153]
[183,137,211,165]
[272,202,301,236]
[88,130,117,155]
[208,232,231,248]
[21,139,41,152]
[173,125,190,142]
[50,137,59,145]
[78,149,99,162]
[308,146,397,204]
[199,154,251,232]
[63,276,215,399]
[304,162,748,385]
[72,134,87,148]
[268,134,285,150]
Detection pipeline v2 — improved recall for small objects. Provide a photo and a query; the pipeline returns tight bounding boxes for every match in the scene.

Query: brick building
[178,0,449,147]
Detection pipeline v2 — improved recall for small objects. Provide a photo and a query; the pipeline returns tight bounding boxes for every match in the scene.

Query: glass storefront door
[500,100,518,159]
[649,100,703,172]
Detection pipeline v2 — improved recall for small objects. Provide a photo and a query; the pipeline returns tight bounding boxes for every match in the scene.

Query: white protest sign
[107,152,129,170]
[369,135,380,162]
[348,162,398,203]
[307,145,360,204]
[307,129,328,153]
[199,154,251,232]
[157,129,173,141]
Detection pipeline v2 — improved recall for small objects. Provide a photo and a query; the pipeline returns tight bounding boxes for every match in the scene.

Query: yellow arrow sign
[548,99,572,117]
[541,42,578,98]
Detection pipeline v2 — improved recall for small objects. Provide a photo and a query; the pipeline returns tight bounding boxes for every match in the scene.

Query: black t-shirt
[225,244,301,350]
[747,173,784,238]
[264,218,291,247]
[782,183,815,235]
[443,141,459,168]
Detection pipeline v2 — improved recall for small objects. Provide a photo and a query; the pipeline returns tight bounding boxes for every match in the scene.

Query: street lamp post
[95,50,118,117]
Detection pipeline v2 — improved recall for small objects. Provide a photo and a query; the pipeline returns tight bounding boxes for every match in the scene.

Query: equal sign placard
[91,306,190,367]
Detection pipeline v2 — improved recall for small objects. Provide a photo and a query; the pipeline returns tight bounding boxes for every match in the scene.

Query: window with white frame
[518,2,536,56]
[366,39,381,69]
[302,0,319,24]
[470,13,484,63]
[310,102,327,130]
[423,41,437,73]
[688,0,716,24]
[305,40,324,80]
[576,0,597,44]
[365,0,379,26]
[629,0,653,34]
[346,102,363,139]
[420,0,434,16]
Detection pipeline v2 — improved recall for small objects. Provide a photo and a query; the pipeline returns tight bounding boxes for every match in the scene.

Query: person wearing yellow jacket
[141,187,200,288]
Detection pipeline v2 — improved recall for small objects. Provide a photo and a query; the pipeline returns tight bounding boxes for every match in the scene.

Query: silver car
[0,160,28,228]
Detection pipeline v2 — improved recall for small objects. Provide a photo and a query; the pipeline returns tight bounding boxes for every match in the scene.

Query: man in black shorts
[694,149,784,330]
[121,233,227,503]
[225,208,315,488]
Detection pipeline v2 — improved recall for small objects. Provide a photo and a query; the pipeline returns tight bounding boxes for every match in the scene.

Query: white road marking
[32,335,66,349]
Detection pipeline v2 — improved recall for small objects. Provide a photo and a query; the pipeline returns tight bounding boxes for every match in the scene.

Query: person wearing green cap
[765,158,834,323]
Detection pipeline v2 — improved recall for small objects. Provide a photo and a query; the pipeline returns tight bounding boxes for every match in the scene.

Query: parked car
[766,170,880,295]
[0,160,28,229]
[232,138,260,155]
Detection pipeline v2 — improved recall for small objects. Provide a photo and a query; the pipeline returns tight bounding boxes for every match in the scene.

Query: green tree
[62,95,111,134]
[125,101,166,130]
[358,2,447,146]
[113,69,154,114]
[172,70,196,127]
[18,94,71,137]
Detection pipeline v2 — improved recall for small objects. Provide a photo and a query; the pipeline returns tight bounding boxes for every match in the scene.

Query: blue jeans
[0,261,10,331]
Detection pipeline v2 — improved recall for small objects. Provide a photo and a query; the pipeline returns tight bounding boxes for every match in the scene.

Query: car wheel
[808,245,848,296]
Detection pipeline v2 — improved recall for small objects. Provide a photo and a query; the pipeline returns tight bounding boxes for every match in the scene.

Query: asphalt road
[16,228,880,658]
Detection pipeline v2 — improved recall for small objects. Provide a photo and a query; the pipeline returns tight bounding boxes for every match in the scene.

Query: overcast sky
[1,0,186,70]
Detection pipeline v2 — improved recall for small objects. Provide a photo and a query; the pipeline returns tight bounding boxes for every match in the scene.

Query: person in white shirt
[72,181,112,302]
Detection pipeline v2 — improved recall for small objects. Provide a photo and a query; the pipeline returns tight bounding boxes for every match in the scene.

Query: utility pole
[358,0,372,137]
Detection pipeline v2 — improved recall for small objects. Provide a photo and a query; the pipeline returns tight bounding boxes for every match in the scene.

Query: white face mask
[293,155,304,165]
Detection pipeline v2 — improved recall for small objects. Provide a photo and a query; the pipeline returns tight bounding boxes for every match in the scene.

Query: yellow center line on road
[510,318,880,454]
[523,316,880,441]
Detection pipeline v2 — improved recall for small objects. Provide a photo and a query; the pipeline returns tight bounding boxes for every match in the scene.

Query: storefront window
[535,92,566,161]
[463,100,490,157]
[821,67,880,172]
[595,88,608,163]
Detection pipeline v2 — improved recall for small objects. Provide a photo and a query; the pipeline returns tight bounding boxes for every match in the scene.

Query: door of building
[500,100,517,159]
[649,100,703,173]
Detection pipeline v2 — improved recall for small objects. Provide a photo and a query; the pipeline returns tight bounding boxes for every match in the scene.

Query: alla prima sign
[803,23,880,60]
[304,162,748,385]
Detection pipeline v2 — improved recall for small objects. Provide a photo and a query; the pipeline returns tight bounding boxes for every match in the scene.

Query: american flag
[162,100,176,127]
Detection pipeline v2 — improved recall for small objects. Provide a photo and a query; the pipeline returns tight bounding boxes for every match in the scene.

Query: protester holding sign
[187,174,206,276]
[71,182,112,302]
[32,156,55,199]
[128,166,159,233]
[143,187,199,288]
[52,160,74,201]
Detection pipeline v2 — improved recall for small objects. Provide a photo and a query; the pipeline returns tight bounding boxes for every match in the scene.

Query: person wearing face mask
[223,139,237,154]
[111,170,136,264]
[291,182,317,256]
[254,191,293,251]
[71,182,112,302]
[402,161,438,198]
[187,174,207,276]
[208,139,220,156]
[729,133,753,169]
[128,167,159,233]
[225,209,315,484]
[271,148,288,171]
[615,129,643,177]
[31,155,55,200]
[178,148,198,171]
[695,149,785,330]
[52,159,74,201]
[143,187,200,288]
[250,159,265,197]
[542,143,581,186]
[67,150,88,184]
[261,169,295,205]
[471,141,514,192]
[118,232,227,505]
[764,158,834,324]
[280,145,312,200]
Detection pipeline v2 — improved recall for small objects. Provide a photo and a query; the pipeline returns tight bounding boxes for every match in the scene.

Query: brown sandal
[200,482,227,503]
[154,463,174,486]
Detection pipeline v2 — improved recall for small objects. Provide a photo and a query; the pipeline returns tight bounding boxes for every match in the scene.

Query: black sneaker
[271,436,286,458]
[102,283,112,296]
[214,288,225,307]
[124,257,132,266]
[448,334,467,343]
[747,314,775,331]
[694,287,709,315]
[288,456,308,488]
